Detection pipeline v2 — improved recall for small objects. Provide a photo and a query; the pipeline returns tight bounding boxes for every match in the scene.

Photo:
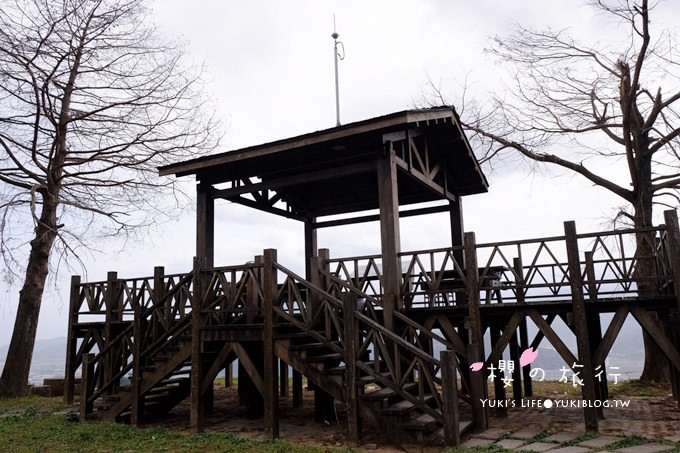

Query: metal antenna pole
[332,15,344,127]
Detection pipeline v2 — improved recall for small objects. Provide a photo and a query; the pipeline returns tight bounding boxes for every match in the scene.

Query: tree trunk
[0,194,59,397]
[632,182,671,383]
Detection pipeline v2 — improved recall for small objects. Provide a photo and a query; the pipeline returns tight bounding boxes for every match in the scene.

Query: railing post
[263,248,279,439]
[131,303,143,426]
[663,210,680,314]
[662,210,680,404]
[190,256,206,433]
[441,350,460,446]
[464,232,482,347]
[64,275,81,405]
[468,343,488,431]
[343,292,361,445]
[104,271,120,396]
[79,353,95,421]
[564,221,598,432]
[154,266,168,325]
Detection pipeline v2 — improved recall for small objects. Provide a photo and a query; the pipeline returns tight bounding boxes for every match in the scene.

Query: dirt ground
[156,383,680,452]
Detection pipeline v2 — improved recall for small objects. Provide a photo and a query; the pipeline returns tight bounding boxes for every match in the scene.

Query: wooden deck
[64,213,680,446]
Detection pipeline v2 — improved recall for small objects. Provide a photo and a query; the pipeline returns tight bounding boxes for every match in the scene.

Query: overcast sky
[2,0,679,347]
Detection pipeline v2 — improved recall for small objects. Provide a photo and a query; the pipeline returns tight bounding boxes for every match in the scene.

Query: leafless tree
[0,0,220,396]
[433,0,679,383]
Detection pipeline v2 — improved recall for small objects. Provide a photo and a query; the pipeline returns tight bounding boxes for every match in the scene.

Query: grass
[0,398,348,453]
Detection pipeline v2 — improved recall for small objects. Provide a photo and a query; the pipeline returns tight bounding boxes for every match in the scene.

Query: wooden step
[381,394,435,416]
[289,341,340,351]
[305,352,343,362]
[401,413,438,431]
[362,382,417,402]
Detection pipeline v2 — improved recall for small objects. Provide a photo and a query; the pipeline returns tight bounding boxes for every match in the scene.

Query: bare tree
[0,0,219,396]
[438,0,679,383]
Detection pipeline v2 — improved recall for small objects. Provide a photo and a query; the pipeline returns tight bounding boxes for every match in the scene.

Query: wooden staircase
[74,257,474,446]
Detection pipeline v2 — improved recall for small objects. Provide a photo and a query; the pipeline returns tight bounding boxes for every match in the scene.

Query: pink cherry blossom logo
[469,362,484,372]
[520,347,539,367]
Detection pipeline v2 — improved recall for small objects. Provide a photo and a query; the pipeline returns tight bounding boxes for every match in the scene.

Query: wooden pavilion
[64,107,680,446]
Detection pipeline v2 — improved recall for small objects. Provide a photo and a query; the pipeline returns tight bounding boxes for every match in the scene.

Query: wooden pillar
[564,221,599,432]
[304,218,318,280]
[343,292,361,445]
[518,318,533,397]
[190,256,206,433]
[79,353,95,421]
[489,325,507,417]
[104,271,120,396]
[449,198,465,266]
[377,141,402,331]
[509,330,523,403]
[64,275,81,405]
[196,182,215,268]
[663,210,680,404]
[465,232,483,347]
[292,367,303,408]
[263,248,279,438]
[663,210,680,315]
[131,303,143,425]
[468,343,488,431]
[279,360,289,397]
[441,350,461,446]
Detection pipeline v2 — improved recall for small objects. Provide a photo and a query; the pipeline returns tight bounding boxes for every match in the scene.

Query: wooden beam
[212,162,375,199]
[226,193,307,222]
[394,155,457,202]
[201,343,235,395]
[233,343,265,396]
[630,305,680,373]
[313,203,450,229]
[485,311,525,367]
[527,309,578,367]
[593,305,629,367]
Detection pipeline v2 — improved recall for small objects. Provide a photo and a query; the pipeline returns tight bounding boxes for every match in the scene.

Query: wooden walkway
[64,212,680,446]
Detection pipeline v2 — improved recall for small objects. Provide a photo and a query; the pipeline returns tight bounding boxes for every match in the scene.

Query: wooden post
[131,303,143,425]
[79,353,95,421]
[514,257,533,396]
[449,198,465,267]
[465,232,483,347]
[564,221,599,432]
[663,210,680,315]
[305,218,318,280]
[196,182,215,268]
[662,210,680,405]
[64,275,81,405]
[518,318,533,397]
[343,292,361,445]
[104,271,119,396]
[377,141,402,331]
[468,343,488,431]
[509,330,523,403]
[279,360,289,397]
[489,325,507,417]
[225,362,233,388]
[292,368,303,408]
[190,256,206,433]
[441,350,461,446]
[154,266,168,325]
[263,248,279,439]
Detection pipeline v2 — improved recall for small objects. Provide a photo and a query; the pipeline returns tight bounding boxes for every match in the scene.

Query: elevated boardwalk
[63,108,680,446]
[64,213,680,446]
